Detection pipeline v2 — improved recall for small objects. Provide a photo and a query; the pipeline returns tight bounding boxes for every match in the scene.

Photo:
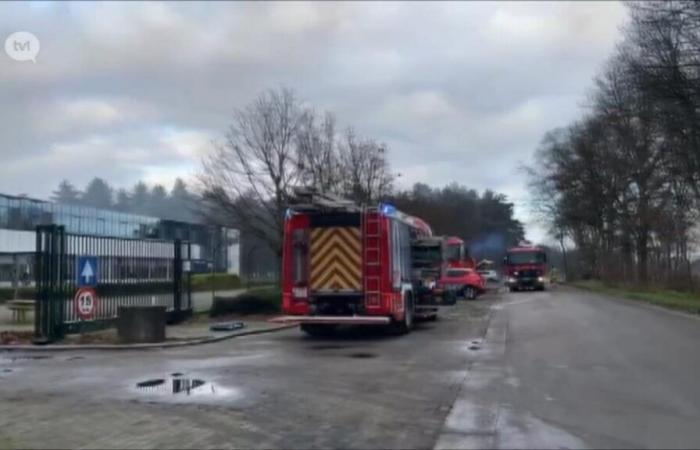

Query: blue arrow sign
[77,256,99,287]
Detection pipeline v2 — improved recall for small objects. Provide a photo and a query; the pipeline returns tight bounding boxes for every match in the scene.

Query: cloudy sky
[0,1,627,242]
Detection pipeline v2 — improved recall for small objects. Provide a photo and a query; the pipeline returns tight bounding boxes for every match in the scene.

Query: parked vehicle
[478,269,499,282]
[503,242,548,291]
[272,188,452,336]
[439,267,485,300]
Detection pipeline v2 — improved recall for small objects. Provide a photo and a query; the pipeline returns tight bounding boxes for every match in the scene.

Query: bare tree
[296,110,342,193]
[526,2,700,288]
[339,128,394,205]
[199,87,304,257]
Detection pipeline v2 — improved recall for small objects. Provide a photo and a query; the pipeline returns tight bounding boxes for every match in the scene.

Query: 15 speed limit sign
[75,287,99,320]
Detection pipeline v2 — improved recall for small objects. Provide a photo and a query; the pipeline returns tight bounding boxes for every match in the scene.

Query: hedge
[191,273,242,291]
[0,288,36,302]
[210,288,281,316]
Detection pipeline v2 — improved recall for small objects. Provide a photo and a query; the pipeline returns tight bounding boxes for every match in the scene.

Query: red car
[439,267,485,300]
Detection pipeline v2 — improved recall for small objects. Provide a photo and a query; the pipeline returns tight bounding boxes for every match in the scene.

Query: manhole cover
[348,352,376,359]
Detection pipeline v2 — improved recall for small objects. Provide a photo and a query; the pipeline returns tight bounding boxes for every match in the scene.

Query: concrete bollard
[117,305,166,344]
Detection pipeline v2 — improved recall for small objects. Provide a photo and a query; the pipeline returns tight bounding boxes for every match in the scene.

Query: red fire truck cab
[272,188,450,336]
[504,243,548,291]
[444,236,476,269]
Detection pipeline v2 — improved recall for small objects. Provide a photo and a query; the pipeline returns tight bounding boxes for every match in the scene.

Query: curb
[0,323,298,352]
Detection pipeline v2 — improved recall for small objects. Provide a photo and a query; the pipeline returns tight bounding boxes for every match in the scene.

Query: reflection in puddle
[135,374,226,397]
[3,355,52,361]
[137,378,166,389]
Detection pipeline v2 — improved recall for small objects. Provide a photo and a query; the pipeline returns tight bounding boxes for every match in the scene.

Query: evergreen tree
[51,180,81,205]
[149,184,169,218]
[131,182,150,214]
[81,177,113,209]
[114,189,131,212]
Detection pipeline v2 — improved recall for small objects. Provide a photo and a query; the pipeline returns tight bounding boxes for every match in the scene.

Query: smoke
[468,232,506,262]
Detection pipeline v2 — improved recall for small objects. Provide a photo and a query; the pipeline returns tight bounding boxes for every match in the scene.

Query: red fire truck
[445,236,476,269]
[272,188,453,336]
[503,242,548,292]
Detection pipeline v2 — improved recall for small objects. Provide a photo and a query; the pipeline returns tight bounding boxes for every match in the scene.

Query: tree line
[391,183,524,262]
[51,177,198,223]
[528,1,700,288]
[200,87,524,261]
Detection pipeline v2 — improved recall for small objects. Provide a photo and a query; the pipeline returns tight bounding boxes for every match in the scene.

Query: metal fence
[34,225,191,343]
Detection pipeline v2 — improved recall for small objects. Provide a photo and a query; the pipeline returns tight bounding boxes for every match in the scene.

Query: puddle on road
[348,352,377,359]
[310,344,345,351]
[134,374,234,398]
[3,355,52,362]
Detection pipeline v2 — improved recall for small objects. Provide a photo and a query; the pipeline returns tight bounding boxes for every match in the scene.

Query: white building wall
[227,242,240,275]
[0,229,36,253]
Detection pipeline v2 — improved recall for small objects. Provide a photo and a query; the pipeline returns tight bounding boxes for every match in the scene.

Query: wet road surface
[0,293,494,449]
[437,286,700,449]
[2,286,700,449]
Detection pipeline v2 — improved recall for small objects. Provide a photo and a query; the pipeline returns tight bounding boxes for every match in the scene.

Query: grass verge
[571,280,700,315]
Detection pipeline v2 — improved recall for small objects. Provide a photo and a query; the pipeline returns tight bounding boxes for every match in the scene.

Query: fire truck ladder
[363,206,381,307]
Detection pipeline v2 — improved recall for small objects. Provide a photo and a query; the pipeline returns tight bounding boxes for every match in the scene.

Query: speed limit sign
[75,287,99,320]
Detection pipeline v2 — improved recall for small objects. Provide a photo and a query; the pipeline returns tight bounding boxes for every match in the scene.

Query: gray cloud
[0,1,627,241]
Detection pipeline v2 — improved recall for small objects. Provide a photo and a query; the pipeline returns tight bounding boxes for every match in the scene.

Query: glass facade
[0,194,159,238]
[0,193,238,273]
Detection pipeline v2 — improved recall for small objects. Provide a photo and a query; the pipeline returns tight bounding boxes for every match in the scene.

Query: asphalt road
[1,286,700,449]
[437,286,700,449]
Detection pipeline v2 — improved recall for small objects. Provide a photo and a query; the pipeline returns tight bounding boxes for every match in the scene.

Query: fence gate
[34,225,192,343]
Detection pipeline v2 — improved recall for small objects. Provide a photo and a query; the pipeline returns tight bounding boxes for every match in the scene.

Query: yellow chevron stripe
[311,255,362,289]
[310,236,362,269]
[310,228,361,262]
[315,271,356,291]
[310,250,362,282]
[310,228,361,258]
[309,226,362,291]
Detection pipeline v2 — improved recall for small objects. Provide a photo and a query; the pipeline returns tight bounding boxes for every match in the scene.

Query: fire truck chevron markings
[310,226,363,291]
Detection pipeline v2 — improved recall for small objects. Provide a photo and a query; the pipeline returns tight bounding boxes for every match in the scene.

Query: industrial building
[0,193,240,288]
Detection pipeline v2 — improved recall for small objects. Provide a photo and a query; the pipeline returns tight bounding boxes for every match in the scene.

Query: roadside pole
[210,227,216,306]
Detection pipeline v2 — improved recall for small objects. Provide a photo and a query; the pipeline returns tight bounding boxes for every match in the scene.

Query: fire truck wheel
[300,323,337,338]
[392,293,414,334]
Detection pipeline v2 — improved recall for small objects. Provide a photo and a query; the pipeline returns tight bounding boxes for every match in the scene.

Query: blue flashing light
[284,208,293,220]
[379,202,396,216]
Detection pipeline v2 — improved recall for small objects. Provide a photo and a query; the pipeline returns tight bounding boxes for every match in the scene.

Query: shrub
[191,273,241,291]
[0,288,36,302]
[210,288,281,316]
